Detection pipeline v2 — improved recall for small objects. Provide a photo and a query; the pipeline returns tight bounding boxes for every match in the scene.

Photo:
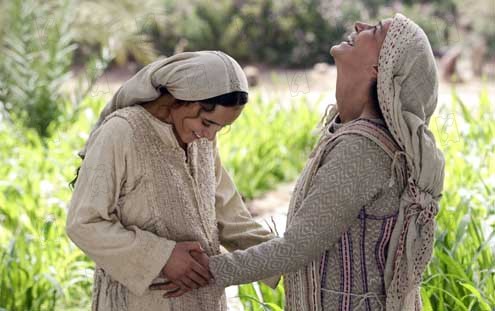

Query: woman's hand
[190,249,209,270]
[149,280,185,298]
[152,242,212,298]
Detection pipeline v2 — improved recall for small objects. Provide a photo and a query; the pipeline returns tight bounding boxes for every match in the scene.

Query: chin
[330,45,345,59]
[331,42,352,57]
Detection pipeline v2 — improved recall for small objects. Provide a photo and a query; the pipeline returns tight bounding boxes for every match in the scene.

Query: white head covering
[78,50,248,159]
[378,14,445,310]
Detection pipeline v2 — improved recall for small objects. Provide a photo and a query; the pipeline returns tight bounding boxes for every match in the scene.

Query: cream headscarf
[378,14,445,310]
[78,50,248,159]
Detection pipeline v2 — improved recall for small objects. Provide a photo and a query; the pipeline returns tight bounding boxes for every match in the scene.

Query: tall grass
[0,98,100,310]
[0,88,493,310]
[420,88,495,311]
[218,93,321,200]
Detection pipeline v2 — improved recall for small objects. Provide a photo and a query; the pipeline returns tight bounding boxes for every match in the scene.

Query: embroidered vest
[283,119,404,311]
[92,106,226,311]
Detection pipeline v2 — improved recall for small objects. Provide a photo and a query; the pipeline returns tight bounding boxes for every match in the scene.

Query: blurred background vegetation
[0,0,494,310]
[0,0,493,136]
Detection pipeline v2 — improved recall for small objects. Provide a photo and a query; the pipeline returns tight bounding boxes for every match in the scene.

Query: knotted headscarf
[78,50,248,159]
[378,14,445,310]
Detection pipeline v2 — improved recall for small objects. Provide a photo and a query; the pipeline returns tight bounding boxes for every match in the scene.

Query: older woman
[66,51,278,311]
[205,14,445,311]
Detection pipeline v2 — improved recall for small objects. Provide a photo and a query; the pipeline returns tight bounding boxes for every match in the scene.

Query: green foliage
[238,281,285,311]
[420,87,495,310]
[0,0,76,138]
[0,98,99,310]
[218,93,320,199]
[70,0,495,68]
[153,0,364,67]
[0,86,493,310]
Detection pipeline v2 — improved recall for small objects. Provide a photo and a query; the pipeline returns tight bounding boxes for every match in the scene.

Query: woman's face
[330,19,393,70]
[170,103,244,145]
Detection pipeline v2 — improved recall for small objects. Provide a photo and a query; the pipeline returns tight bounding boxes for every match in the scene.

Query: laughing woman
[66,51,278,311]
[208,14,445,310]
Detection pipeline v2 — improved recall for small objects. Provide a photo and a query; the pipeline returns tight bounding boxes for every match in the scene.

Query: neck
[335,69,381,123]
[141,96,188,150]
[142,95,174,124]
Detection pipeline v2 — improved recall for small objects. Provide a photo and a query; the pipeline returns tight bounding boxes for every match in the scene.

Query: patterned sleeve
[209,135,392,286]
[213,144,281,288]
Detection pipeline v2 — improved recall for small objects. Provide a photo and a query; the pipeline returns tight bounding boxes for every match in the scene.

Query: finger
[190,259,212,281]
[183,241,204,253]
[175,279,190,290]
[164,287,190,299]
[187,271,207,287]
[180,276,198,289]
[190,250,209,268]
[149,282,179,291]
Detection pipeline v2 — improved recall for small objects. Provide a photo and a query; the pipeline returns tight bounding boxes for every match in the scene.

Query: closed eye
[373,21,382,35]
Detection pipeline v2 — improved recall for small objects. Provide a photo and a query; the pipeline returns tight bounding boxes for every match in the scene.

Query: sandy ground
[84,63,494,310]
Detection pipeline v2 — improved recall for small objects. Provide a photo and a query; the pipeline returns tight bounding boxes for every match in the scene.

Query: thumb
[184,242,204,253]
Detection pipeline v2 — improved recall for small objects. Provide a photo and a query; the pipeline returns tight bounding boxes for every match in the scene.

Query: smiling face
[169,103,244,145]
[329,18,393,122]
[330,19,392,68]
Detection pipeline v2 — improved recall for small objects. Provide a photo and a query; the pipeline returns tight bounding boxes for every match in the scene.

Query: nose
[354,22,369,33]
[201,127,217,141]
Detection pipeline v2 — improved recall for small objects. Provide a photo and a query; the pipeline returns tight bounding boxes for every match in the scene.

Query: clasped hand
[149,241,211,298]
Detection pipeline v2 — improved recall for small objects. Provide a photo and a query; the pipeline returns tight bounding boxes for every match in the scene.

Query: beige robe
[66,105,278,310]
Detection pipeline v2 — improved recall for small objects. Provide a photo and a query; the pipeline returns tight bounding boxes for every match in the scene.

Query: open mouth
[344,35,355,46]
[193,131,202,139]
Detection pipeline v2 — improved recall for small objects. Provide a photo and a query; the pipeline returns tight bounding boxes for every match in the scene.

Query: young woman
[206,14,445,311]
[66,51,278,311]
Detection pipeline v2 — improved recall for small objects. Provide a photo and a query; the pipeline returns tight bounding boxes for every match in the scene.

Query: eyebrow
[373,20,382,35]
[204,118,227,127]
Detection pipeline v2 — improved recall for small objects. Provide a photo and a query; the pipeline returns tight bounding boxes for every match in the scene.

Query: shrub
[0,0,76,138]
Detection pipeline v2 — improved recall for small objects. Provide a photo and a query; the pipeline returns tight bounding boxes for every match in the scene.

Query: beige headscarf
[378,14,445,310]
[78,50,248,159]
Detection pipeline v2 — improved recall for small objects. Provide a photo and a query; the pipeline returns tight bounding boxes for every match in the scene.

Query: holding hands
[149,242,211,298]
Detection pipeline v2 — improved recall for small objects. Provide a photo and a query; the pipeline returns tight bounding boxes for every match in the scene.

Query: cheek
[184,118,204,132]
[356,37,380,58]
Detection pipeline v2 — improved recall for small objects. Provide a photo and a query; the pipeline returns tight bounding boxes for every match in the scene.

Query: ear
[370,64,379,79]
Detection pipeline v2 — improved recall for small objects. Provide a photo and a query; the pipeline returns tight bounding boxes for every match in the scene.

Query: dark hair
[370,80,383,119]
[159,86,248,113]
[69,87,248,190]
[69,167,80,189]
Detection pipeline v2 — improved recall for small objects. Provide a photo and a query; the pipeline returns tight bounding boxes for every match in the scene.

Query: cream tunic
[66,105,278,310]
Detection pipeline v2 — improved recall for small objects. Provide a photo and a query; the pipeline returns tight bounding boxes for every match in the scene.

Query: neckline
[135,104,191,153]
[330,115,385,133]
[135,104,174,129]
